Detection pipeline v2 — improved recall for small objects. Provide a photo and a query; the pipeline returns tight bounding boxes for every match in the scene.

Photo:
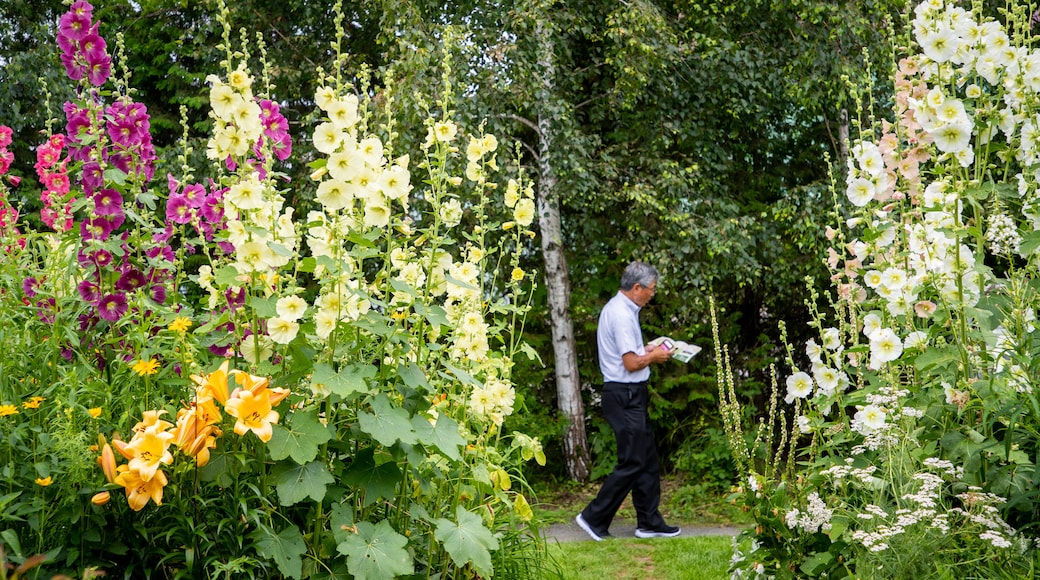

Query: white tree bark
[534,18,590,482]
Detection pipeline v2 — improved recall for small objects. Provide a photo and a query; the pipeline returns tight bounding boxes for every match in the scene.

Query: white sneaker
[575,513,611,541]
[634,524,681,538]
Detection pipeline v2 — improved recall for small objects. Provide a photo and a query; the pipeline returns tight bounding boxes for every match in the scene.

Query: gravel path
[543,518,742,543]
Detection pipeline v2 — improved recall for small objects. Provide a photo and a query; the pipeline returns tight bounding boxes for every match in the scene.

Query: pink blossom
[0,126,12,148]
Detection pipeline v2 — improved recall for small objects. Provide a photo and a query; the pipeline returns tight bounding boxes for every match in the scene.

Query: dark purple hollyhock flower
[115,267,146,292]
[35,298,56,324]
[77,279,101,304]
[97,292,128,322]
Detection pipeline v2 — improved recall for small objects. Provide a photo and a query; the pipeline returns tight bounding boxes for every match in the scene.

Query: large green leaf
[273,460,334,505]
[269,408,333,464]
[250,523,306,580]
[358,394,418,446]
[397,362,431,391]
[341,447,402,507]
[433,507,499,578]
[412,414,466,461]
[337,520,413,580]
[312,363,375,399]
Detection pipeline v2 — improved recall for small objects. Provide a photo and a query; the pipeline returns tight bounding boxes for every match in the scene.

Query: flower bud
[91,491,111,506]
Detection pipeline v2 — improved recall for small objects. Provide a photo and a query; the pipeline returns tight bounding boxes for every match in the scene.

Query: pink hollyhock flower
[165,194,192,225]
[97,293,128,322]
[0,126,12,148]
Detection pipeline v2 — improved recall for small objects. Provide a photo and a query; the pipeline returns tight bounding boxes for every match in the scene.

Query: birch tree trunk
[534,18,590,482]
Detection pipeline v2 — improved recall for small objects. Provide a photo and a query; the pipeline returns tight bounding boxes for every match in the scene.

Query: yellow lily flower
[225,389,279,443]
[184,426,221,467]
[132,410,174,434]
[114,465,168,511]
[125,423,175,482]
[191,360,231,405]
[231,369,270,396]
[92,491,111,506]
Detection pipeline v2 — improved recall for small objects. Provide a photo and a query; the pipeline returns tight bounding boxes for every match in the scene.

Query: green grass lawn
[548,535,734,580]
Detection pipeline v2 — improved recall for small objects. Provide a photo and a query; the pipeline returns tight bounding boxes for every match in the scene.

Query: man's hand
[645,344,673,364]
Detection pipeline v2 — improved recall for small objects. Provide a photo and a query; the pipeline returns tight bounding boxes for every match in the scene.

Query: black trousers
[580,381,667,531]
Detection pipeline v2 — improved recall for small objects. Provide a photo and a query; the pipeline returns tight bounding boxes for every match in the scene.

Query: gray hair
[619,261,658,291]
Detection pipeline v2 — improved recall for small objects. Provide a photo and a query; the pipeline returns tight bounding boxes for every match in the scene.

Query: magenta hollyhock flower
[79,248,113,269]
[200,194,223,223]
[183,183,206,208]
[77,279,101,303]
[64,102,91,147]
[35,298,57,324]
[80,30,107,63]
[165,194,192,225]
[106,118,137,147]
[86,59,111,87]
[150,284,167,304]
[97,292,127,322]
[81,161,103,193]
[59,52,86,83]
[92,188,123,217]
[58,8,91,42]
[22,277,38,298]
[80,215,115,242]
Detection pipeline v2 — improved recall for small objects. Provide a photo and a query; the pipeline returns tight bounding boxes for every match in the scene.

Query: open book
[648,336,702,363]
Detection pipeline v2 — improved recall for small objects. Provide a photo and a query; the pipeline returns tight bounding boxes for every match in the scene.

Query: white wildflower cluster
[986,210,1021,257]
[784,492,833,534]
[821,460,878,486]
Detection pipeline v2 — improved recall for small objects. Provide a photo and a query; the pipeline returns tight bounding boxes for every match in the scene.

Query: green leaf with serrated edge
[358,394,417,446]
[268,409,332,464]
[273,460,334,505]
[250,523,306,580]
[398,362,430,391]
[411,414,465,461]
[434,507,499,578]
[341,447,402,507]
[330,502,356,545]
[337,520,413,580]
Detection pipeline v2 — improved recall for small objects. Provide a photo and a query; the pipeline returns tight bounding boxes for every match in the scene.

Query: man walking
[576,261,681,541]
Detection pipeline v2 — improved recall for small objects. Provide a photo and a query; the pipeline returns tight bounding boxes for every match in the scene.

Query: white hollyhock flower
[276,296,308,322]
[267,317,300,345]
[785,372,813,404]
[853,404,887,434]
[847,177,876,207]
[868,328,903,369]
[862,312,882,338]
[920,23,958,63]
[813,366,841,396]
[932,120,973,153]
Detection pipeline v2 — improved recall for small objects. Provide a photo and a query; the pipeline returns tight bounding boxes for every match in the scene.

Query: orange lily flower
[98,442,118,484]
[132,410,174,434]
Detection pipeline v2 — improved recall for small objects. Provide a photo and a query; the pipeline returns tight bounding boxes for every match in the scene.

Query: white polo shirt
[597,291,650,383]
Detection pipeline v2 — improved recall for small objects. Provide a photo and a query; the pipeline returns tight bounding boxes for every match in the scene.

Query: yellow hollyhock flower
[511,267,524,282]
[131,358,160,376]
[169,317,193,333]
[35,476,53,486]
[225,389,279,443]
[114,465,168,511]
[125,424,175,482]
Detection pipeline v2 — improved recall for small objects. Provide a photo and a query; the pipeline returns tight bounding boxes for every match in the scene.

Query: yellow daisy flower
[169,317,193,333]
[88,407,102,418]
[35,476,53,487]
[132,358,160,376]
[0,404,18,417]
